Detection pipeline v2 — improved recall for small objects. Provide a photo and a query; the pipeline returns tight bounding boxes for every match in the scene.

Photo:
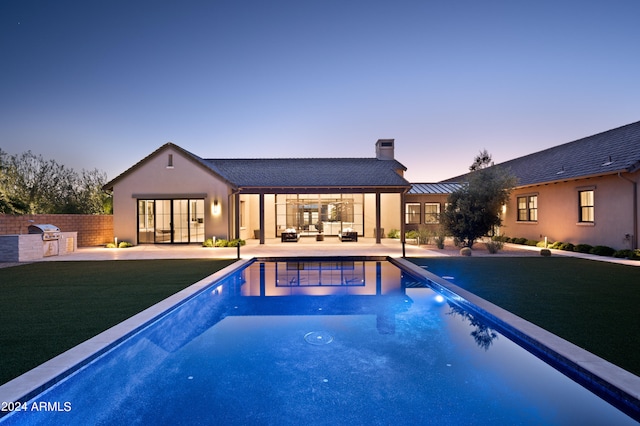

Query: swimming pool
[1,257,637,424]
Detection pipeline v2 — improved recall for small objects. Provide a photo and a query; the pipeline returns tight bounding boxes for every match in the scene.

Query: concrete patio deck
[39,237,437,261]
[25,237,639,266]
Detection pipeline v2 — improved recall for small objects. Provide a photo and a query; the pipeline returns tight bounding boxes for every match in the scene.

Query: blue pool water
[1,259,637,425]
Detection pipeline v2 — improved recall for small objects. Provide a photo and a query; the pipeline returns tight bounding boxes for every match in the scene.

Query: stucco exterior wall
[502,171,639,250]
[378,193,401,238]
[403,193,450,233]
[111,146,233,244]
[242,194,261,240]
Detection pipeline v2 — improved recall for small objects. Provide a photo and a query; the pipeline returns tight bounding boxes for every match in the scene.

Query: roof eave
[235,184,411,194]
[515,168,633,189]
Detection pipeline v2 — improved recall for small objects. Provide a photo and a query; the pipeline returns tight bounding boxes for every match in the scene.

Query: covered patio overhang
[228,184,410,255]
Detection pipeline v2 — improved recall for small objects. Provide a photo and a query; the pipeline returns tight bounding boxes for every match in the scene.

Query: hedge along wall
[0,214,113,247]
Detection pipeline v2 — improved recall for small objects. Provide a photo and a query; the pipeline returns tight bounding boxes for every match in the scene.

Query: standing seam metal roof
[409,182,462,194]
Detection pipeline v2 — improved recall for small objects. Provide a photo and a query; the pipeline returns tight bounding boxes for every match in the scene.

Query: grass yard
[408,256,640,377]
[0,259,235,386]
[1,257,638,388]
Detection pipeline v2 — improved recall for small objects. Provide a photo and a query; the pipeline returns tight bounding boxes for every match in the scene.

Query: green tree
[0,149,29,214]
[441,150,517,248]
[0,149,111,214]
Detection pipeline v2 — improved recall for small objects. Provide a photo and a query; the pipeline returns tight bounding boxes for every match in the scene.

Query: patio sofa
[338,229,358,242]
[281,228,300,242]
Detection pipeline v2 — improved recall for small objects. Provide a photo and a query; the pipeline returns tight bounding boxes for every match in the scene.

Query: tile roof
[205,158,410,188]
[409,182,462,194]
[443,120,640,186]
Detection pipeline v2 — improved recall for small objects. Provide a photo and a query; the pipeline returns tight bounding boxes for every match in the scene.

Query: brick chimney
[375,139,395,160]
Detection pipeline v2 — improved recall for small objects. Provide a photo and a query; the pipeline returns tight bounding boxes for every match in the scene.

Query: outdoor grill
[28,224,62,257]
[28,224,61,241]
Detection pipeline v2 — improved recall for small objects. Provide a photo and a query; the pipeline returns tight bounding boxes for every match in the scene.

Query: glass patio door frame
[137,198,204,244]
[275,193,364,237]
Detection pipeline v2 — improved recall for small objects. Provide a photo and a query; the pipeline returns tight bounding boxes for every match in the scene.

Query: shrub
[590,245,616,257]
[492,235,509,243]
[525,239,539,246]
[460,247,472,256]
[202,238,214,247]
[614,249,633,258]
[536,240,548,248]
[215,239,229,247]
[540,249,551,257]
[417,225,434,245]
[388,229,400,239]
[574,244,593,254]
[118,241,132,248]
[105,243,116,248]
[514,237,527,245]
[405,230,419,244]
[227,239,246,247]
[435,236,445,249]
[550,241,564,249]
[485,240,503,254]
[559,243,575,251]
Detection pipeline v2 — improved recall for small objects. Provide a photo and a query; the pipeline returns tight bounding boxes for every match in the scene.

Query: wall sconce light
[212,200,221,215]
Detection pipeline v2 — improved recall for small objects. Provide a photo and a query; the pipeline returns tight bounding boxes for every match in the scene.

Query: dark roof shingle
[443,120,640,186]
[205,158,410,188]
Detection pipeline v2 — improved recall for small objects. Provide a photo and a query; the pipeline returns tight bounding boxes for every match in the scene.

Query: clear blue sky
[2,0,639,182]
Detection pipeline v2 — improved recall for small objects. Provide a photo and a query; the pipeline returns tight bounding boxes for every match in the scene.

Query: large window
[579,190,594,223]
[424,203,440,223]
[405,203,421,224]
[517,195,537,222]
[276,194,363,236]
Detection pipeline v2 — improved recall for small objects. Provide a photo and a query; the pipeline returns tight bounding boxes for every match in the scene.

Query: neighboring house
[444,120,640,250]
[103,139,412,245]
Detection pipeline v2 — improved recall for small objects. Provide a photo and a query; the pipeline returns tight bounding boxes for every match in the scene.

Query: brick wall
[0,214,113,247]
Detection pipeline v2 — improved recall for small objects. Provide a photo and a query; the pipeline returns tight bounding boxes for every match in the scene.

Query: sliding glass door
[137,199,204,244]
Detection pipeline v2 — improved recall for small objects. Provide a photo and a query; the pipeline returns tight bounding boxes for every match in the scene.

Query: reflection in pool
[1,259,636,425]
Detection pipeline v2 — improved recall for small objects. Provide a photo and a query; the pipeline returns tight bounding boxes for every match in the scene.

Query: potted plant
[316,221,324,241]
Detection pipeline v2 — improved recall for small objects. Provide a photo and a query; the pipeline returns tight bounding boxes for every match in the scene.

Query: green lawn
[407,256,640,376]
[2,257,639,388]
[0,259,235,385]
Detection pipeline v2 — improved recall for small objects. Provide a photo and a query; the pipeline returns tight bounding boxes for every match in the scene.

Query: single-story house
[103,139,412,245]
[104,120,639,251]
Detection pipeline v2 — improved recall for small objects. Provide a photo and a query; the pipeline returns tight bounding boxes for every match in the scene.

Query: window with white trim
[424,203,440,223]
[579,190,594,222]
[405,203,421,224]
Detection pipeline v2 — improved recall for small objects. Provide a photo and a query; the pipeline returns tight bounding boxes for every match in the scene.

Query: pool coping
[1,256,638,421]
[0,258,253,409]
[391,257,640,421]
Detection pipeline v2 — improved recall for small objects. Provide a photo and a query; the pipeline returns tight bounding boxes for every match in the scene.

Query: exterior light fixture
[212,200,221,215]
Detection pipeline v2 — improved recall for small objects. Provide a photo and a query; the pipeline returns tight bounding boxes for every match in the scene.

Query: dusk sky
[1,1,639,183]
